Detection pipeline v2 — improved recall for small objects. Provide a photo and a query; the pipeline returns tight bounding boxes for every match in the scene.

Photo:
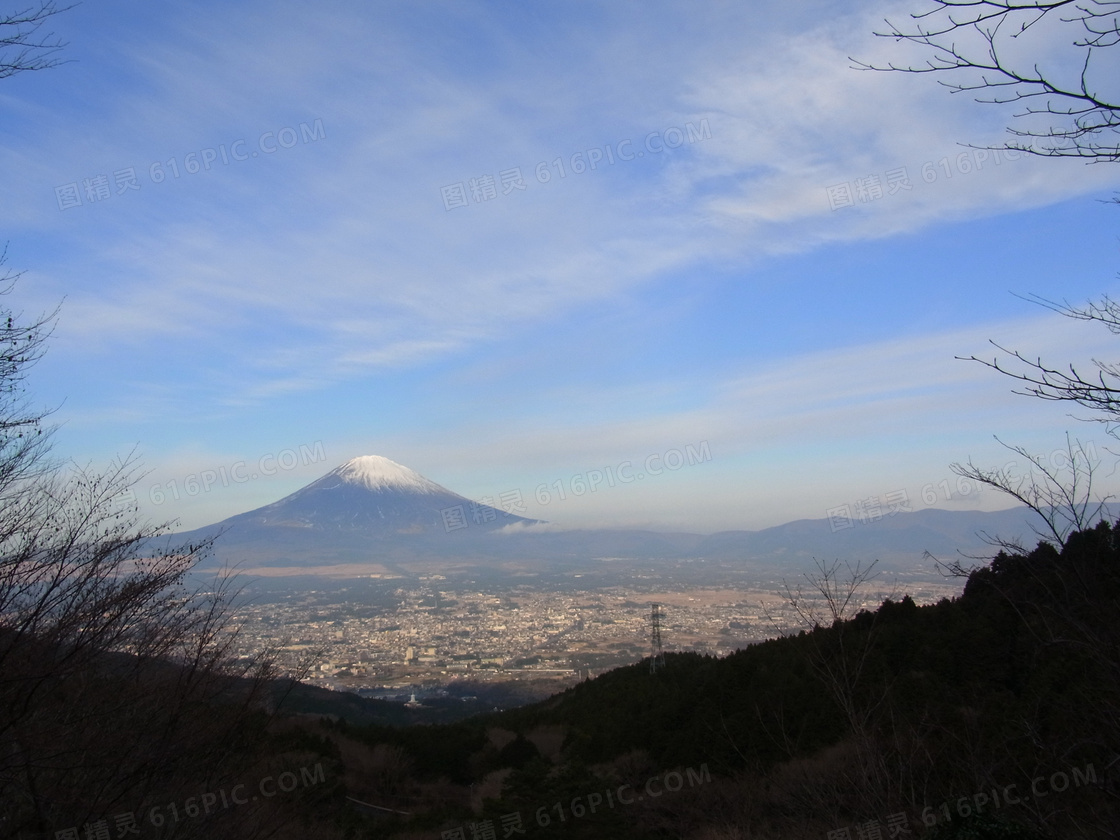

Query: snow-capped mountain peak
[330,455,447,495]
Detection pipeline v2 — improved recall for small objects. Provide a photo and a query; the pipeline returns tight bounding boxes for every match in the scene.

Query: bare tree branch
[854,0,1120,161]
[958,294,1120,442]
[0,262,306,839]
[951,433,1111,549]
[0,2,75,80]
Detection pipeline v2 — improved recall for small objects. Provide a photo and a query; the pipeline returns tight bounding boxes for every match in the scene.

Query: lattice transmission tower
[650,602,666,674]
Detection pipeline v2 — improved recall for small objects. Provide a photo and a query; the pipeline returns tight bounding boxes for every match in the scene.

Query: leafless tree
[782,560,887,735]
[855,0,1120,161]
[780,560,908,815]
[963,293,1120,435]
[0,19,338,838]
[943,289,1120,554]
[861,3,1120,540]
[783,558,882,629]
[952,433,1111,549]
[0,1,74,80]
[0,261,323,838]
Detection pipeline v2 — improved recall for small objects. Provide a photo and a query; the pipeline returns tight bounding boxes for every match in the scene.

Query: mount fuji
[171,455,542,570]
[242,455,521,533]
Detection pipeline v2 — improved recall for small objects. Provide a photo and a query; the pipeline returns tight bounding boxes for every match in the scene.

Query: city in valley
[225,568,963,702]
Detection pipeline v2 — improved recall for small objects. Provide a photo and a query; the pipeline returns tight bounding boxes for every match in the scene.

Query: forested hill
[323,522,1120,839]
[14,522,1117,839]
[499,525,1117,775]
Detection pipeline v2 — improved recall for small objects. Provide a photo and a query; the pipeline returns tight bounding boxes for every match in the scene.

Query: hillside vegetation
[287,521,1118,839]
[5,512,1117,839]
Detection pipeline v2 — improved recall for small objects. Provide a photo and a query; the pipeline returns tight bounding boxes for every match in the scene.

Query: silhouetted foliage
[331,523,1119,837]
[0,259,328,838]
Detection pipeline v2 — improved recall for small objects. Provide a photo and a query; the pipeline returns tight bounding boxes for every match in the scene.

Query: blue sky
[2,0,1119,533]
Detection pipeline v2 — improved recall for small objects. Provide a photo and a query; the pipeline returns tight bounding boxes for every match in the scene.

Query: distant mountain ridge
[167,455,1113,574]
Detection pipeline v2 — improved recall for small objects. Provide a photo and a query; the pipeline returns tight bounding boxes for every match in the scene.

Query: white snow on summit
[331,455,448,494]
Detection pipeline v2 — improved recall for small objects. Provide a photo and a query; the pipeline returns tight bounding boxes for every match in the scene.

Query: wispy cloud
[4,0,1117,532]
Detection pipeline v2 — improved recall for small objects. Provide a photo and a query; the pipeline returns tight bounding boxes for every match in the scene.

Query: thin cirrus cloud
[2,0,1118,532]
